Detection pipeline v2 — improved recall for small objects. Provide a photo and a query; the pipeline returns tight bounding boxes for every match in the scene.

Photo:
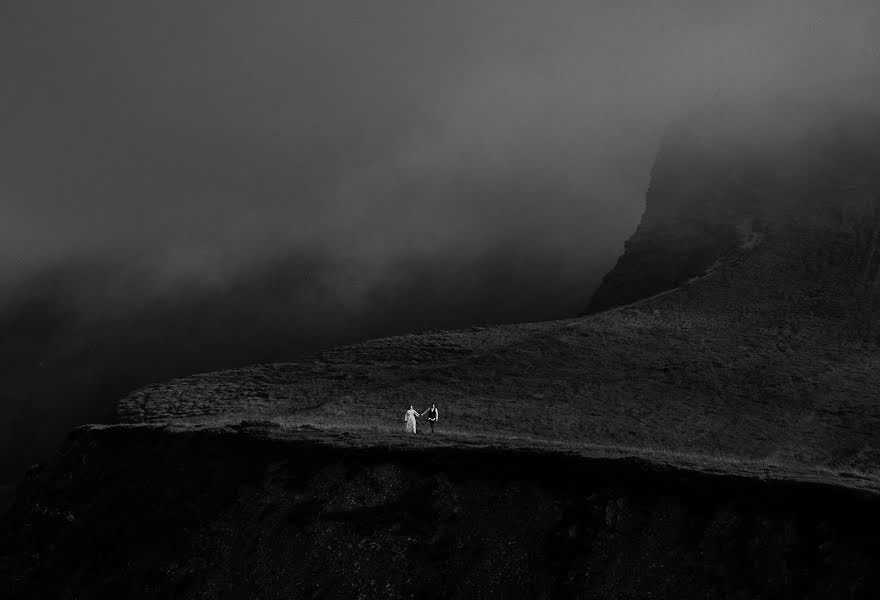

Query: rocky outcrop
[588,100,880,313]
[3,425,880,599]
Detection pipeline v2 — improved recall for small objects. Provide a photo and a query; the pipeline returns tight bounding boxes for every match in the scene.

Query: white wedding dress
[404,409,419,433]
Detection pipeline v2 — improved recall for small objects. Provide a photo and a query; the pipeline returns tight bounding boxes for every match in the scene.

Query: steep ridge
[590,98,880,317]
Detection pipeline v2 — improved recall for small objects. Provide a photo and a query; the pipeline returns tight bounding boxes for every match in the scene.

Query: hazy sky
[2,0,877,303]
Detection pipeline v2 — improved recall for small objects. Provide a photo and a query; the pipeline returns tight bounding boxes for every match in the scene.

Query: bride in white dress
[404,405,419,434]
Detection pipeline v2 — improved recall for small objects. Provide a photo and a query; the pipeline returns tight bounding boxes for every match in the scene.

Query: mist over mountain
[590,94,880,313]
[2,0,879,482]
[7,90,880,598]
[116,94,880,468]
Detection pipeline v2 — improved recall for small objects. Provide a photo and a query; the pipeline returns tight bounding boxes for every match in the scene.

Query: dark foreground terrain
[2,424,880,599]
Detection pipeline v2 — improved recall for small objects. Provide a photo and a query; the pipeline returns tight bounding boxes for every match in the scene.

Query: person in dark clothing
[420,404,439,433]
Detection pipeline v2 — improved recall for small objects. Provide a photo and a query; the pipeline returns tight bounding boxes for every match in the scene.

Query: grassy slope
[118,220,880,475]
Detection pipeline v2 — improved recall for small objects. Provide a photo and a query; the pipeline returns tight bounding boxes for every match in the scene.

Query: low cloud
[1,0,878,479]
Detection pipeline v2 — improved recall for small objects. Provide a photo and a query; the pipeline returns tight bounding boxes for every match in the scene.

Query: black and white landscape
[2,2,880,598]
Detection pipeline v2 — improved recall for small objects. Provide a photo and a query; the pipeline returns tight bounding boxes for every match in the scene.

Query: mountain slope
[117,100,880,472]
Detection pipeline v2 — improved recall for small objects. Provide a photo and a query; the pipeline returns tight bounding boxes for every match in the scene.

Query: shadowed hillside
[3,425,880,599]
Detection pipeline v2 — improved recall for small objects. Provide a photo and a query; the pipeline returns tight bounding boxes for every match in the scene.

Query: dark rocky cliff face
[3,426,880,599]
[588,100,880,313]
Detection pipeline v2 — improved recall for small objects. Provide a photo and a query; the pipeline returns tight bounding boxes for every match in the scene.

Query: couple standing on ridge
[404,404,439,434]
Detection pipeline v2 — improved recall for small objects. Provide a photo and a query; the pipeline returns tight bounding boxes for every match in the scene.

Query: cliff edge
[3,425,880,599]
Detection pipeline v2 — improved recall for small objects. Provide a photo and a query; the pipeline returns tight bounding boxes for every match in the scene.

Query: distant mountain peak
[587,99,880,314]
